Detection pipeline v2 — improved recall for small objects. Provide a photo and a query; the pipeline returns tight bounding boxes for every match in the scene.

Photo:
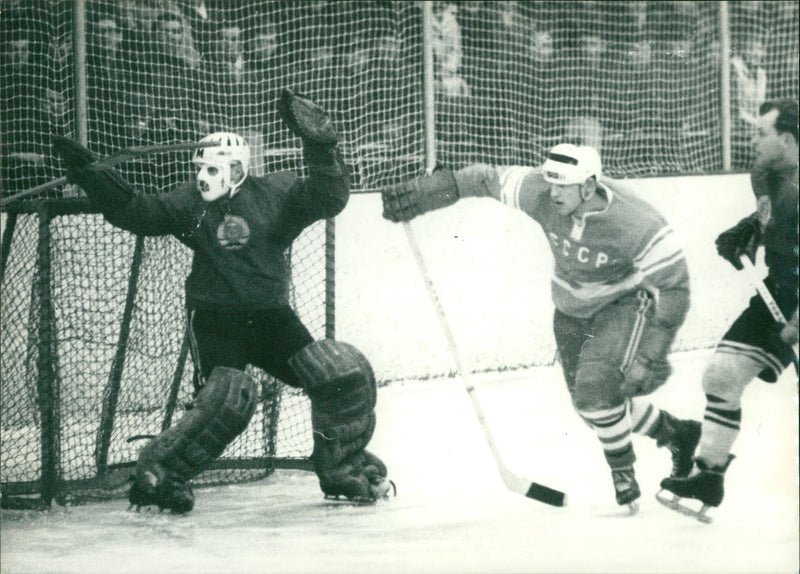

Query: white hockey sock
[629,397,661,436]
[698,393,740,468]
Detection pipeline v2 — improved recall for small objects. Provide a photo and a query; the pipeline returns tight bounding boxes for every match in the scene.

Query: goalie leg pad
[131,367,257,507]
[289,340,389,500]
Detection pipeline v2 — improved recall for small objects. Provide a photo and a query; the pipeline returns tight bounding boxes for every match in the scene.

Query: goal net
[1,1,797,508]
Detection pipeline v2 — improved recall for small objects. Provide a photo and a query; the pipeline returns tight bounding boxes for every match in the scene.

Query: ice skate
[612,466,640,514]
[323,478,397,505]
[128,472,195,514]
[657,455,734,523]
[666,419,702,478]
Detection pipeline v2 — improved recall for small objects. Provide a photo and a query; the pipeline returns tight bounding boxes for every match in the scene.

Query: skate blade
[323,494,381,506]
[324,480,397,505]
[655,489,712,523]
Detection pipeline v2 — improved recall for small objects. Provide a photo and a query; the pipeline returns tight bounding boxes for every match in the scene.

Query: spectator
[433,2,469,98]
[245,21,281,72]
[645,1,697,173]
[560,3,611,157]
[86,11,139,155]
[0,24,51,199]
[207,22,256,129]
[432,1,473,167]
[563,31,606,150]
[133,10,214,186]
[730,33,767,168]
[606,0,654,175]
[339,2,409,189]
[527,6,562,160]
[243,19,287,154]
[679,1,723,173]
[485,1,536,162]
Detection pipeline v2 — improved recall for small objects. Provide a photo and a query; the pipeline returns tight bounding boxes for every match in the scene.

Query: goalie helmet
[542,143,602,186]
[192,132,251,202]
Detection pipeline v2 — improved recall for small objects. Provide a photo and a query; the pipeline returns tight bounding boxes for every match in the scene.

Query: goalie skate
[655,490,713,523]
[127,472,194,514]
[323,478,396,505]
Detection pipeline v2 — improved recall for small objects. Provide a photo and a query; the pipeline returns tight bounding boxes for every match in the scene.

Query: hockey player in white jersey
[381,144,700,512]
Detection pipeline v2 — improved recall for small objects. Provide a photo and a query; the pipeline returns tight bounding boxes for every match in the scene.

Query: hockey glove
[715,213,760,270]
[52,136,97,184]
[381,169,460,222]
[620,355,673,397]
[780,309,799,345]
[620,314,678,397]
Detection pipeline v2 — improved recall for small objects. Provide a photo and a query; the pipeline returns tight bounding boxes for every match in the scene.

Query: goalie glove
[278,88,338,147]
[715,213,760,270]
[52,136,97,184]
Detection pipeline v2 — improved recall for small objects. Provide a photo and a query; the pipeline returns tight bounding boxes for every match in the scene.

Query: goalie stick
[0,141,219,208]
[738,254,799,374]
[402,221,567,507]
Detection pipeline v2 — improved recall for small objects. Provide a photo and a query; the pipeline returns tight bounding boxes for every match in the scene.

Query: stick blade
[525,482,567,507]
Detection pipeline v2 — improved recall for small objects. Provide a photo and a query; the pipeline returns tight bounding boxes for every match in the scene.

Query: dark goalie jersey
[75,163,349,311]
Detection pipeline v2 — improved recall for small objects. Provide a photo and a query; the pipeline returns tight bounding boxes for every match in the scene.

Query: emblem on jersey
[217,215,250,250]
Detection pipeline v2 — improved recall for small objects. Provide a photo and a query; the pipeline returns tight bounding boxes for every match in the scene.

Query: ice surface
[3,176,796,572]
[2,351,797,574]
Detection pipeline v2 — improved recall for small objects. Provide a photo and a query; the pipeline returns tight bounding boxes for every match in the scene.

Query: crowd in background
[432,1,797,170]
[1,0,798,200]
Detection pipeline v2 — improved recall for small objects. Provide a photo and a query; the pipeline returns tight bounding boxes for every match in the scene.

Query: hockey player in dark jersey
[52,90,392,513]
[381,143,701,513]
[660,100,799,522]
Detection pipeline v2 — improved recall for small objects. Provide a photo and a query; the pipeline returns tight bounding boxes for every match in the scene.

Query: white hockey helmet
[542,143,602,185]
[192,132,251,202]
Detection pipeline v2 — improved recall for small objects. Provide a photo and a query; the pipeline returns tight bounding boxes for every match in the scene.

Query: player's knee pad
[134,367,257,490]
[289,340,388,499]
[572,360,624,411]
[701,354,752,408]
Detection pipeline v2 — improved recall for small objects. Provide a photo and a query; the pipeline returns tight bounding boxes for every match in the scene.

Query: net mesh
[1,1,797,505]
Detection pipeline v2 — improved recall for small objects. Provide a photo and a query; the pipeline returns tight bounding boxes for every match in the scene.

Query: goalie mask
[192,132,251,202]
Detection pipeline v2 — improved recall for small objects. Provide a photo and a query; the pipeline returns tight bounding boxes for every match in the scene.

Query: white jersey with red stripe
[493,165,689,319]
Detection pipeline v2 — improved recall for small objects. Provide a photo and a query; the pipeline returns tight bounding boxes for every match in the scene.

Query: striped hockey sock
[580,403,636,468]
[698,393,741,467]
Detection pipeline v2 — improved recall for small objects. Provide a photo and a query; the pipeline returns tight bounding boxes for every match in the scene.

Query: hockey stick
[0,141,217,208]
[738,254,799,374]
[402,221,567,506]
